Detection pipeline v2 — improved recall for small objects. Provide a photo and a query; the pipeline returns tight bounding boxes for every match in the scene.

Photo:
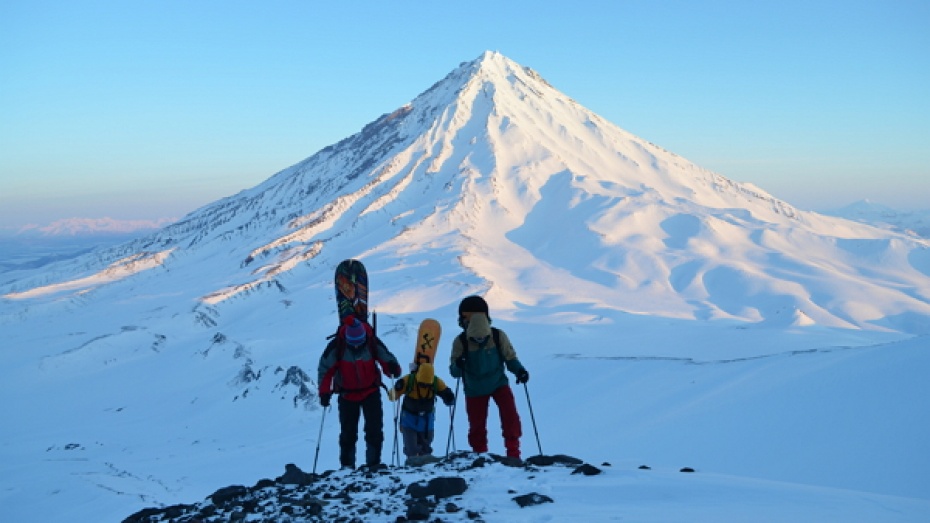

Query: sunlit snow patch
[3,249,174,300]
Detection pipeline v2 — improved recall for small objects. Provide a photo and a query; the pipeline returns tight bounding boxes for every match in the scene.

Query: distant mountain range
[11,217,177,237]
[0,218,179,270]
[824,200,930,238]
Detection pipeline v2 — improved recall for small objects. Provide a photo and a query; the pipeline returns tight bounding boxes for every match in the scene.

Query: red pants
[465,385,522,458]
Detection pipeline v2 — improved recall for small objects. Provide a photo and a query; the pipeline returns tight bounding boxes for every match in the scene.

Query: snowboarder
[318,317,402,470]
[389,362,455,466]
[448,296,529,462]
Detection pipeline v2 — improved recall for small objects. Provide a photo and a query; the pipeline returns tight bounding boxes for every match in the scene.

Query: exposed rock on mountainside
[122,453,599,523]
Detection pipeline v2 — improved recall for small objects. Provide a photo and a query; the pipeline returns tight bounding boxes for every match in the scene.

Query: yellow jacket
[389,363,455,411]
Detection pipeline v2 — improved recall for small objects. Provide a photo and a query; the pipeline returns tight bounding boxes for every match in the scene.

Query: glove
[515,369,529,384]
[438,388,455,406]
[320,393,331,407]
[390,363,403,379]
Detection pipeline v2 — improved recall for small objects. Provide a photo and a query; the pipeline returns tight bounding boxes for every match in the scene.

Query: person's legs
[465,394,491,453]
[492,385,523,458]
[338,397,362,468]
[361,393,384,466]
[421,411,435,455]
[400,426,420,458]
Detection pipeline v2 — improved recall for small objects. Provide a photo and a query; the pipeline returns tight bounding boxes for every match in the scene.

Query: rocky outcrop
[122,452,602,522]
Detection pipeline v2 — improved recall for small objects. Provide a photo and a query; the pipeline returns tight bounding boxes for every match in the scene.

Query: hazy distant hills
[6,217,176,237]
[824,200,930,238]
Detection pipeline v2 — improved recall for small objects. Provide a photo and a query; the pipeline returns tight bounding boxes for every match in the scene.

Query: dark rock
[253,477,275,490]
[513,492,554,508]
[680,467,696,473]
[121,507,165,523]
[163,504,195,518]
[344,481,366,493]
[638,465,651,470]
[525,454,584,467]
[210,485,249,506]
[276,463,316,486]
[406,476,468,499]
[499,456,524,467]
[571,464,602,476]
[406,499,433,520]
[444,502,461,513]
[468,456,491,469]
[304,499,324,517]
[241,498,259,513]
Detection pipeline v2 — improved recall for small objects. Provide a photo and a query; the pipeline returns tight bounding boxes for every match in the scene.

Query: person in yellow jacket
[389,362,455,466]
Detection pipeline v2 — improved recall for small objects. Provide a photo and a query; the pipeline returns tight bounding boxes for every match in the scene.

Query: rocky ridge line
[122,453,602,522]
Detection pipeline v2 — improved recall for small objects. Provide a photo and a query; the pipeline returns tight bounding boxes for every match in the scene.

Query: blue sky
[1,0,928,229]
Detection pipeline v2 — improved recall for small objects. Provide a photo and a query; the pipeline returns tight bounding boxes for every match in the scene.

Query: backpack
[321,320,385,398]
[405,372,439,396]
[401,372,440,415]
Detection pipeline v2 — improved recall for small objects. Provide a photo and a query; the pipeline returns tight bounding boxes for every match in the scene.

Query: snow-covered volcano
[4,51,929,333]
[2,51,929,522]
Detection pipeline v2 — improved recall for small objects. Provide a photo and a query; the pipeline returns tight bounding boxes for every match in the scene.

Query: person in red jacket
[318,318,401,470]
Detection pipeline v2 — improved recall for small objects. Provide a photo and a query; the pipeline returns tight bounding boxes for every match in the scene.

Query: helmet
[458,295,490,327]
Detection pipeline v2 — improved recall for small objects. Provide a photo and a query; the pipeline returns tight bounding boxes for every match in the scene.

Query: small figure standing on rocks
[389,362,455,466]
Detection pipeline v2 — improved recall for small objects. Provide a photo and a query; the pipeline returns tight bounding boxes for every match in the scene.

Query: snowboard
[414,318,442,366]
[334,259,369,324]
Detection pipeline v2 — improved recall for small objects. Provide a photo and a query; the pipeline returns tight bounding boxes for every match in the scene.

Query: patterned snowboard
[334,259,369,324]
[414,318,442,366]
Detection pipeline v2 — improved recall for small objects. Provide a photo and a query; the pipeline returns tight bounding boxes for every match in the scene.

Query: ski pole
[444,376,461,456]
[312,405,328,474]
[523,382,543,457]
[391,396,401,467]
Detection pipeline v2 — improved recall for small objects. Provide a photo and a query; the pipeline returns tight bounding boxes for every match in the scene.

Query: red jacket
[318,333,401,402]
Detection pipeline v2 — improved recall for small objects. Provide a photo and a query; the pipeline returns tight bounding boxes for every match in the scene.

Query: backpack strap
[458,328,504,364]
[405,373,415,394]
[457,332,467,361]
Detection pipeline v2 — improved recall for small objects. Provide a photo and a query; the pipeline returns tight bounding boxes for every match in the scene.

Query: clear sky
[2,0,928,230]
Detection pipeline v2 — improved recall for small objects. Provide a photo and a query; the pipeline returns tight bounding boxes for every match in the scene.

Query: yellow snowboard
[414,318,442,366]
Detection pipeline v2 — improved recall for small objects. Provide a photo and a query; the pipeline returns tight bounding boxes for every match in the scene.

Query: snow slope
[1,51,929,522]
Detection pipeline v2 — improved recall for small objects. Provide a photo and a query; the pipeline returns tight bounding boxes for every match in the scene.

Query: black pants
[337,392,384,468]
